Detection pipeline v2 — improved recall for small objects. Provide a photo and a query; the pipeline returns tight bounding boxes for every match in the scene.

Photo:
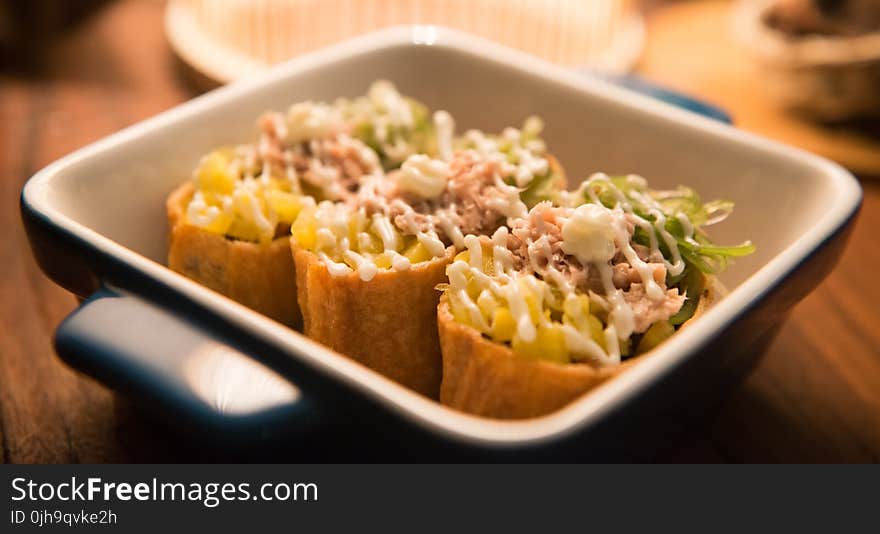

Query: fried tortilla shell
[167,182,301,327]
[293,246,454,398]
[437,275,722,420]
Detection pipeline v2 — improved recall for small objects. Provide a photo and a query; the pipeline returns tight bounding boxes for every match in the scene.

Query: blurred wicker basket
[165,0,644,85]
[733,0,880,121]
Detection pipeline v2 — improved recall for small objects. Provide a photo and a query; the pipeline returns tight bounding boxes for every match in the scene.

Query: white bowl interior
[26,28,859,445]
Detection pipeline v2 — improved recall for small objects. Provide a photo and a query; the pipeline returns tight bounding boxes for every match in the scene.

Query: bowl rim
[21,25,862,448]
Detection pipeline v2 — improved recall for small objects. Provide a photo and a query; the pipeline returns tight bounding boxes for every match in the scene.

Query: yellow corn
[204,211,233,235]
[636,320,674,354]
[187,206,233,235]
[196,151,235,195]
[563,295,589,328]
[373,253,392,269]
[291,213,317,250]
[265,190,302,224]
[589,298,607,318]
[348,212,368,247]
[490,307,516,342]
[404,241,432,264]
[512,325,568,363]
[481,244,495,276]
[586,314,606,351]
[562,294,607,351]
[225,217,265,243]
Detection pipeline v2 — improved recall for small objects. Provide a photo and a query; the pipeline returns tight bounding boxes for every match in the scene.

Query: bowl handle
[54,287,319,445]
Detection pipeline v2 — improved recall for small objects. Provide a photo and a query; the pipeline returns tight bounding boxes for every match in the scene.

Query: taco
[437,174,753,418]
[292,117,566,397]
[167,81,434,326]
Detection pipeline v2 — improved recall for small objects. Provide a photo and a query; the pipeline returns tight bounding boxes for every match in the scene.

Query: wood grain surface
[1,0,877,463]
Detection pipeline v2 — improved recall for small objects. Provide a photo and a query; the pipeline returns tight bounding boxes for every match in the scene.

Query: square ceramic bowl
[22,27,861,460]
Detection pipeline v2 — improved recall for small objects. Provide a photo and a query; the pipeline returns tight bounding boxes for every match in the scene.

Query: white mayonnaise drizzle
[187,191,231,228]
[397,155,449,199]
[491,227,515,273]
[486,174,529,222]
[503,276,537,343]
[391,252,411,272]
[284,101,340,144]
[233,184,275,240]
[512,147,549,188]
[371,213,400,251]
[369,80,414,128]
[365,80,416,162]
[303,195,451,282]
[460,119,550,193]
[434,110,455,161]
[344,249,379,281]
[561,204,617,265]
[418,231,447,258]
[436,212,466,249]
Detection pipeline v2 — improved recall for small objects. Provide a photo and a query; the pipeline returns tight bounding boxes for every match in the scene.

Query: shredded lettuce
[668,267,705,325]
[584,175,754,277]
[337,87,436,170]
[457,116,565,207]
[520,171,564,208]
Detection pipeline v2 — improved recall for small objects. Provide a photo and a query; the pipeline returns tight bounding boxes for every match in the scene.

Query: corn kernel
[196,151,236,195]
[465,277,485,301]
[265,190,302,224]
[348,213,368,246]
[589,298,606,317]
[512,325,568,363]
[267,177,289,191]
[203,210,233,234]
[587,314,606,351]
[373,253,392,269]
[188,205,233,235]
[291,214,317,250]
[562,295,589,328]
[226,217,264,243]
[490,307,516,342]
[404,241,432,264]
[636,320,674,354]
[481,244,496,276]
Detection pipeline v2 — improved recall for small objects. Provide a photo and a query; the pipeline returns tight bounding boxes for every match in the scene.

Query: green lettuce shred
[338,94,436,170]
[584,175,754,277]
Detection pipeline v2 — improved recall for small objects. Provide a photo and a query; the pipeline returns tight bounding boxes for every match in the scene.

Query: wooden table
[1,0,877,463]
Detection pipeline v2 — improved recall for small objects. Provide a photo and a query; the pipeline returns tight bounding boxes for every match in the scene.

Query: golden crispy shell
[166,182,301,327]
[437,275,721,420]
[293,246,454,398]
